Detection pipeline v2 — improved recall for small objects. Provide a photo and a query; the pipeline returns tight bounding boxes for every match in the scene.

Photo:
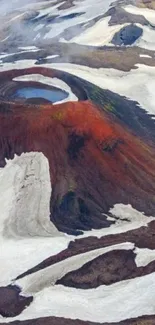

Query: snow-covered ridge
[0,152,60,238]
[49,62,155,117]
[0,152,70,286]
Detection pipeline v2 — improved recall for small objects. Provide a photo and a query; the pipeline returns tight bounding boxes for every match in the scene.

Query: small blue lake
[13,87,68,103]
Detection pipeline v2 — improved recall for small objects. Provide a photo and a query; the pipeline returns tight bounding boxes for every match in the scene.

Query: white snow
[0,152,70,285]
[42,0,113,40]
[0,59,37,71]
[77,203,155,239]
[69,17,129,46]
[135,24,155,51]
[18,46,39,51]
[124,5,155,25]
[0,35,10,43]
[34,24,44,32]
[0,48,39,60]
[0,236,69,286]
[46,54,59,59]
[135,247,155,267]
[140,53,152,58]
[3,272,155,323]
[9,12,26,23]
[49,62,155,117]
[1,152,59,238]
[34,2,61,20]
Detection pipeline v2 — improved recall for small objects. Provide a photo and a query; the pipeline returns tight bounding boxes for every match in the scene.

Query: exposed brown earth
[66,46,155,71]
[57,248,155,288]
[114,0,155,10]
[106,6,149,25]
[137,0,155,9]
[1,96,155,235]
[1,42,155,72]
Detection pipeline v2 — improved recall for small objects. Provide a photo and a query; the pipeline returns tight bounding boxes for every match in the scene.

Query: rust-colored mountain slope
[0,100,155,234]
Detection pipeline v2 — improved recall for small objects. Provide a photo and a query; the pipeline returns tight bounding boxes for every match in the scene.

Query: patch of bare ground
[137,0,155,9]
[2,41,155,72]
[0,286,33,318]
[57,248,155,288]
[66,45,155,71]
[115,0,155,10]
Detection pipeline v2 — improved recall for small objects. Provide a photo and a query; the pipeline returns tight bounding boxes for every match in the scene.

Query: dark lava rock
[112,24,143,46]
[56,249,137,288]
[51,190,114,236]
[25,97,51,104]
[0,285,33,318]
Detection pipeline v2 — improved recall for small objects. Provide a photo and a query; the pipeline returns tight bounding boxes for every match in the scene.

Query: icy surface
[3,272,155,323]
[0,153,69,285]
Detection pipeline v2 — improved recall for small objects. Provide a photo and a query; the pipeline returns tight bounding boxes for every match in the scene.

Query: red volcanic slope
[0,99,155,233]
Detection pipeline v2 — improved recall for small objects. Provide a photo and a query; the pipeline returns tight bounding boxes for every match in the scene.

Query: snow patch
[139,54,152,58]
[49,62,155,117]
[135,24,155,50]
[135,247,155,267]
[43,0,113,40]
[77,203,155,239]
[46,54,59,59]
[68,17,129,46]
[0,152,70,285]
[124,5,155,25]
[0,152,59,238]
[4,272,155,323]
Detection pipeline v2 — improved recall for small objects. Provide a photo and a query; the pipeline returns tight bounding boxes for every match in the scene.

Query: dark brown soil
[0,285,33,318]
